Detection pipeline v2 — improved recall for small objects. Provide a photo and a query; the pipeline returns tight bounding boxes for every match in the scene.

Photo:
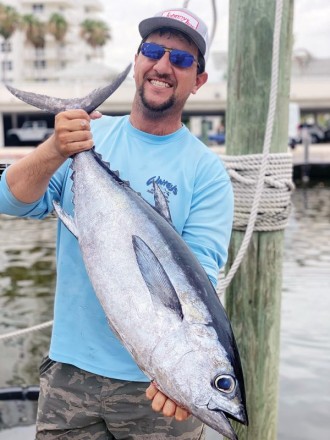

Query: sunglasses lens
[141,43,164,60]
[170,50,195,68]
[141,43,196,69]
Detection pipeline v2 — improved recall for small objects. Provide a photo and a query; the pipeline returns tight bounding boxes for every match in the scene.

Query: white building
[0,0,104,83]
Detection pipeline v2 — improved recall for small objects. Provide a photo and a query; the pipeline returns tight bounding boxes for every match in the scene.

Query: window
[32,4,44,13]
[2,60,13,71]
[1,41,11,53]
[34,59,46,69]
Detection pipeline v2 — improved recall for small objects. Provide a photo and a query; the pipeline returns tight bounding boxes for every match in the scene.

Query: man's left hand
[146,382,190,421]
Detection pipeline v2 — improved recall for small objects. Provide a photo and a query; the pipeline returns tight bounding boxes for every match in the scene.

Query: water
[0,186,329,439]
[278,185,330,440]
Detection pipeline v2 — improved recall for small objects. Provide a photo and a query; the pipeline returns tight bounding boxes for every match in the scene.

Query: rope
[0,320,53,342]
[218,0,286,294]
[222,153,294,231]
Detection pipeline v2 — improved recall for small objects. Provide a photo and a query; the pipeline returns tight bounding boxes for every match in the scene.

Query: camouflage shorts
[36,357,205,440]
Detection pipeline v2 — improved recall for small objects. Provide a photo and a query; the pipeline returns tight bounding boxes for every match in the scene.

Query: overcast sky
[99,0,330,79]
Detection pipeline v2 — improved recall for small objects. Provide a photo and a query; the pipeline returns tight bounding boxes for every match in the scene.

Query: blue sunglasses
[140,42,198,69]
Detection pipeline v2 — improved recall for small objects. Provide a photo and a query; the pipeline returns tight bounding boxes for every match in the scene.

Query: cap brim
[139,17,206,56]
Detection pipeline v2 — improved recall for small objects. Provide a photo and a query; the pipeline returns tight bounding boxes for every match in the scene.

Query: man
[0,7,234,440]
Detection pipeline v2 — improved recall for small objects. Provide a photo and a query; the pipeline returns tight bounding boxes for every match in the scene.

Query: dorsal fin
[153,182,173,224]
[89,148,130,186]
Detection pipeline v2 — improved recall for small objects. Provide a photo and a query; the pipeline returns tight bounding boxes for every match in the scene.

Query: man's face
[134,32,207,117]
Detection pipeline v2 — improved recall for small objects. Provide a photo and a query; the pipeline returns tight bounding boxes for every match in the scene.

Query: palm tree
[22,14,46,80]
[80,19,111,59]
[0,3,21,82]
[48,12,68,70]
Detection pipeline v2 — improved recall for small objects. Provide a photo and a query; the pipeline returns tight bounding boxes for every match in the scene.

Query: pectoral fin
[53,201,79,238]
[132,235,183,320]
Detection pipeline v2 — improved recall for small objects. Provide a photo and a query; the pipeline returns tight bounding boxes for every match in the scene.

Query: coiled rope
[223,153,294,232]
[0,0,291,341]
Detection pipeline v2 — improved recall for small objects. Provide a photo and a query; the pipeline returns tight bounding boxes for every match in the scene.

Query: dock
[1,144,330,181]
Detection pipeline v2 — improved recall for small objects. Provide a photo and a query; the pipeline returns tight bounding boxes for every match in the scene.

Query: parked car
[297,123,325,144]
[208,132,226,145]
[324,128,330,142]
[6,120,53,146]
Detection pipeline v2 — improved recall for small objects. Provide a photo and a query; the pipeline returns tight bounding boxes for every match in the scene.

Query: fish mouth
[204,402,248,440]
[208,405,248,426]
[203,405,239,440]
[207,395,248,426]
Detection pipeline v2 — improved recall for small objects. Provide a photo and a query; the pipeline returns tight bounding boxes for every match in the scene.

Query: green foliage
[0,3,111,50]
[23,14,46,49]
[80,19,111,49]
[48,12,68,43]
[0,3,21,40]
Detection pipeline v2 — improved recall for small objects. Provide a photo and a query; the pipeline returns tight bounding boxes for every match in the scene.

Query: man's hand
[54,109,102,159]
[146,382,190,421]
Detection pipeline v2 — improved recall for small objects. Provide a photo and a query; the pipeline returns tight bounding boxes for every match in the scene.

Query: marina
[0,0,329,438]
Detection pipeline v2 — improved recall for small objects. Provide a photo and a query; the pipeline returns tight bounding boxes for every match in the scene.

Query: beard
[138,83,176,118]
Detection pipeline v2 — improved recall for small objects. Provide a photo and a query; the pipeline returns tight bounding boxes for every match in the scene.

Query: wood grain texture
[225,0,294,438]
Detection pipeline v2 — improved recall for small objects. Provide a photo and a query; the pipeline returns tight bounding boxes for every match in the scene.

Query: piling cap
[139,8,209,58]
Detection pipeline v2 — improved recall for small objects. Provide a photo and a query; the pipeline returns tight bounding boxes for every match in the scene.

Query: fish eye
[212,375,236,393]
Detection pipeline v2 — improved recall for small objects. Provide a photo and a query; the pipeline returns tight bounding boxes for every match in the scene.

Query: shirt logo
[146,176,178,199]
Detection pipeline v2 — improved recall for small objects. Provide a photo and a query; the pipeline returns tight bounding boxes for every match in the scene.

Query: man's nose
[153,52,172,73]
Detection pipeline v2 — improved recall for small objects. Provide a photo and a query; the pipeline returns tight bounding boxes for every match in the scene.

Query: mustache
[145,72,174,83]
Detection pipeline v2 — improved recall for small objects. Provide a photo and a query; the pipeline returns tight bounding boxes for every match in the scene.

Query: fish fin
[90,148,132,186]
[132,235,183,320]
[153,182,173,224]
[5,63,131,114]
[53,201,79,238]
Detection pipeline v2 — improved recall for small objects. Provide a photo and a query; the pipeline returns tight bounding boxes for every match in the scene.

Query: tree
[22,14,46,80]
[48,12,68,70]
[80,19,111,59]
[0,3,21,81]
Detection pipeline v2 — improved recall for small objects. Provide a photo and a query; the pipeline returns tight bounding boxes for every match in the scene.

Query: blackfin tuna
[6,68,248,439]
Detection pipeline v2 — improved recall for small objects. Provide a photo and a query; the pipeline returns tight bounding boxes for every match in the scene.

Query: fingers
[54,109,102,158]
[174,406,190,421]
[90,110,102,120]
[146,382,158,399]
[146,383,190,422]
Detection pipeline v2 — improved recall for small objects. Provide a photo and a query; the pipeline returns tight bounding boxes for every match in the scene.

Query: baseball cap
[139,8,209,59]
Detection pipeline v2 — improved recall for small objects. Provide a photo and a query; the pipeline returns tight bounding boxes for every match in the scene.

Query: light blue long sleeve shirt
[0,115,234,380]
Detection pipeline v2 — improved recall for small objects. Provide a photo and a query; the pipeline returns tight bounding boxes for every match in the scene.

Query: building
[0,4,329,146]
[0,0,104,83]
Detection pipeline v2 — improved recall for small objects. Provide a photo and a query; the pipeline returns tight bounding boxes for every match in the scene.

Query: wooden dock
[291,143,330,165]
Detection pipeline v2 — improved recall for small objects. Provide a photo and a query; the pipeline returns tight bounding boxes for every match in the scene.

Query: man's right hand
[53,109,102,159]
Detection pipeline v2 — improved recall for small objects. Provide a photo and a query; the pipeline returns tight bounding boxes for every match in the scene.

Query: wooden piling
[225,1,294,439]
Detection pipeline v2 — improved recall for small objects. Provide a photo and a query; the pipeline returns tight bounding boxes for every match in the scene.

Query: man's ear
[133,53,139,77]
[191,71,208,95]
